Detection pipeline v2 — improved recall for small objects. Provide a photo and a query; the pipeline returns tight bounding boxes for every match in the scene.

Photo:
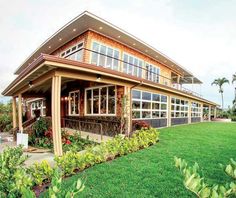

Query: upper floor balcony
[60,46,202,98]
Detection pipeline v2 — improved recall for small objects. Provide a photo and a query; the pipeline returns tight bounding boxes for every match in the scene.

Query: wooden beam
[51,75,63,156]
[14,70,55,96]
[18,94,23,132]
[12,97,17,128]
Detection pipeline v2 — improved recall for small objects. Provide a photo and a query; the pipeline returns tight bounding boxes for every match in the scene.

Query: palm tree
[211,77,229,109]
[232,73,236,106]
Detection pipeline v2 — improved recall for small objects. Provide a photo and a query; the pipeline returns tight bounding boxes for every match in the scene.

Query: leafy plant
[174,157,236,197]
[221,158,236,180]
[0,146,33,197]
[32,117,51,138]
[48,168,85,198]
[55,128,159,175]
[28,160,54,185]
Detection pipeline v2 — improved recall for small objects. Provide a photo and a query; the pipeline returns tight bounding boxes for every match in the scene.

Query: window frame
[60,41,84,60]
[132,89,168,120]
[68,90,80,116]
[30,99,46,117]
[90,40,120,71]
[84,85,117,116]
[145,62,160,83]
[171,97,189,118]
[122,52,143,78]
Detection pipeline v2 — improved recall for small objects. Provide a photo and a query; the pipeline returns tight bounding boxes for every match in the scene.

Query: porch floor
[64,128,113,143]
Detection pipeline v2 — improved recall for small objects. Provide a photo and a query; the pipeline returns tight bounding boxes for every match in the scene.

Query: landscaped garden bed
[0,127,159,197]
[28,117,96,152]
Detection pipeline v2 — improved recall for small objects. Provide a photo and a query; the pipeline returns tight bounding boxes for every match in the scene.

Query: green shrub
[28,160,54,186]
[0,146,33,197]
[55,128,159,175]
[174,157,236,197]
[32,117,51,138]
[0,113,12,132]
[231,116,236,122]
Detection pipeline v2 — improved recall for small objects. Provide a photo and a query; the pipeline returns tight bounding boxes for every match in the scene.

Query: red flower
[65,139,71,145]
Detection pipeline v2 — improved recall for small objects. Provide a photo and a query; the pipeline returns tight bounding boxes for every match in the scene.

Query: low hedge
[0,128,159,197]
[55,128,159,175]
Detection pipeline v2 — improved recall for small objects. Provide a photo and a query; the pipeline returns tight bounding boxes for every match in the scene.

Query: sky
[0,0,235,107]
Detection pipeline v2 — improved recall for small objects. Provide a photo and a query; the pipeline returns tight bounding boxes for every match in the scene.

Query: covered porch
[11,68,134,156]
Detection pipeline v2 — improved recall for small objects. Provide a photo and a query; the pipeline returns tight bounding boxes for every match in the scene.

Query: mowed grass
[43,122,236,197]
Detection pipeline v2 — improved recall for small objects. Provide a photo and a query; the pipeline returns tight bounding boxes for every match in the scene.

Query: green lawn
[44,122,236,197]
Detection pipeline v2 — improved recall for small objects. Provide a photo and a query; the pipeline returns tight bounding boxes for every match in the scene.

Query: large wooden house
[2,11,217,155]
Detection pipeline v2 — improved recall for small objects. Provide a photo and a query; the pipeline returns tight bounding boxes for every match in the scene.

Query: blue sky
[0,0,235,107]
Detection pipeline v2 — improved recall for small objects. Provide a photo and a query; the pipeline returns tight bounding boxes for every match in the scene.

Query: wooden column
[188,100,192,124]
[200,103,203,122]
[18,94,23,132]
[167,95,171,127]
[214,107,217,118]
[125,86,131,137]
[51,75,63,156]
[208,105,211,121]
[12,97,17,128]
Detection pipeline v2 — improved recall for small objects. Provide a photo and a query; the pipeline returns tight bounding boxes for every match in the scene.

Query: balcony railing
[63,48,202,98]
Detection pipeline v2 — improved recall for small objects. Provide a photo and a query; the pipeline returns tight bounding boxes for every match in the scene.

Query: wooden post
[12,97,17,128]
[188,100,192,124]
[200,103,203,122]
[167,95,171,127]
[51,75,63,156]
[18,94,23,132]
[125,86,131,136]
[208,105,211,121]
[214,107,217,118]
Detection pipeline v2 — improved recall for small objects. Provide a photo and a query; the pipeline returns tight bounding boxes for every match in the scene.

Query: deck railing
[63,47,202,98]
[61,118,104,140]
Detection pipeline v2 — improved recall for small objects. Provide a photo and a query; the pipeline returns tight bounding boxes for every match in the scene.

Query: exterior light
[29,81,33,88]
[145,50,148,52]
[97,74,102,81]
[99,26,103,30]
[117,35,121,38]
[164,60,167,63]
[59,38,62,41]
[156,55,158,58]
[73,28,76,32]
[48,46,51,49]
[133,43,136,46]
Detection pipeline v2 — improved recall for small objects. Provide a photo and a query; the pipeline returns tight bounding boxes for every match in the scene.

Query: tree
[232,73,236,106]
[211,77,229,109]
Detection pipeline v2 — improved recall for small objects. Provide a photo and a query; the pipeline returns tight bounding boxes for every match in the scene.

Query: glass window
[91,42,99,64]
[132,90,168,119]
[86,90,92,114]
[61,42,84,61]
[91,42,120,70]
[31,99,46,117]
[132,90,141,99]
[142,92,151,100]
[69,91,80,115]
[85,86,116,115]
[99,45,106,66]
[123,53,143,77]
[171,97,189,118]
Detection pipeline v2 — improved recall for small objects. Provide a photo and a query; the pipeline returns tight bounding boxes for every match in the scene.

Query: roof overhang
[14,11,202,83]
[4,54,216,106]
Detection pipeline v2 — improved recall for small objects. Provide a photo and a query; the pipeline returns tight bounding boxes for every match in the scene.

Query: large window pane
[113,50,119,70]
[86,90,92,114]
[100,87,107,114]
[142,92,151,100]
[132,90,141,99]
[128,56,133,75]
[93,89,99,114]
[106,48,113,69]
[123,54,128,73]
[99,45,106,66]
[91,42,99,65]
[108,86,115,114]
